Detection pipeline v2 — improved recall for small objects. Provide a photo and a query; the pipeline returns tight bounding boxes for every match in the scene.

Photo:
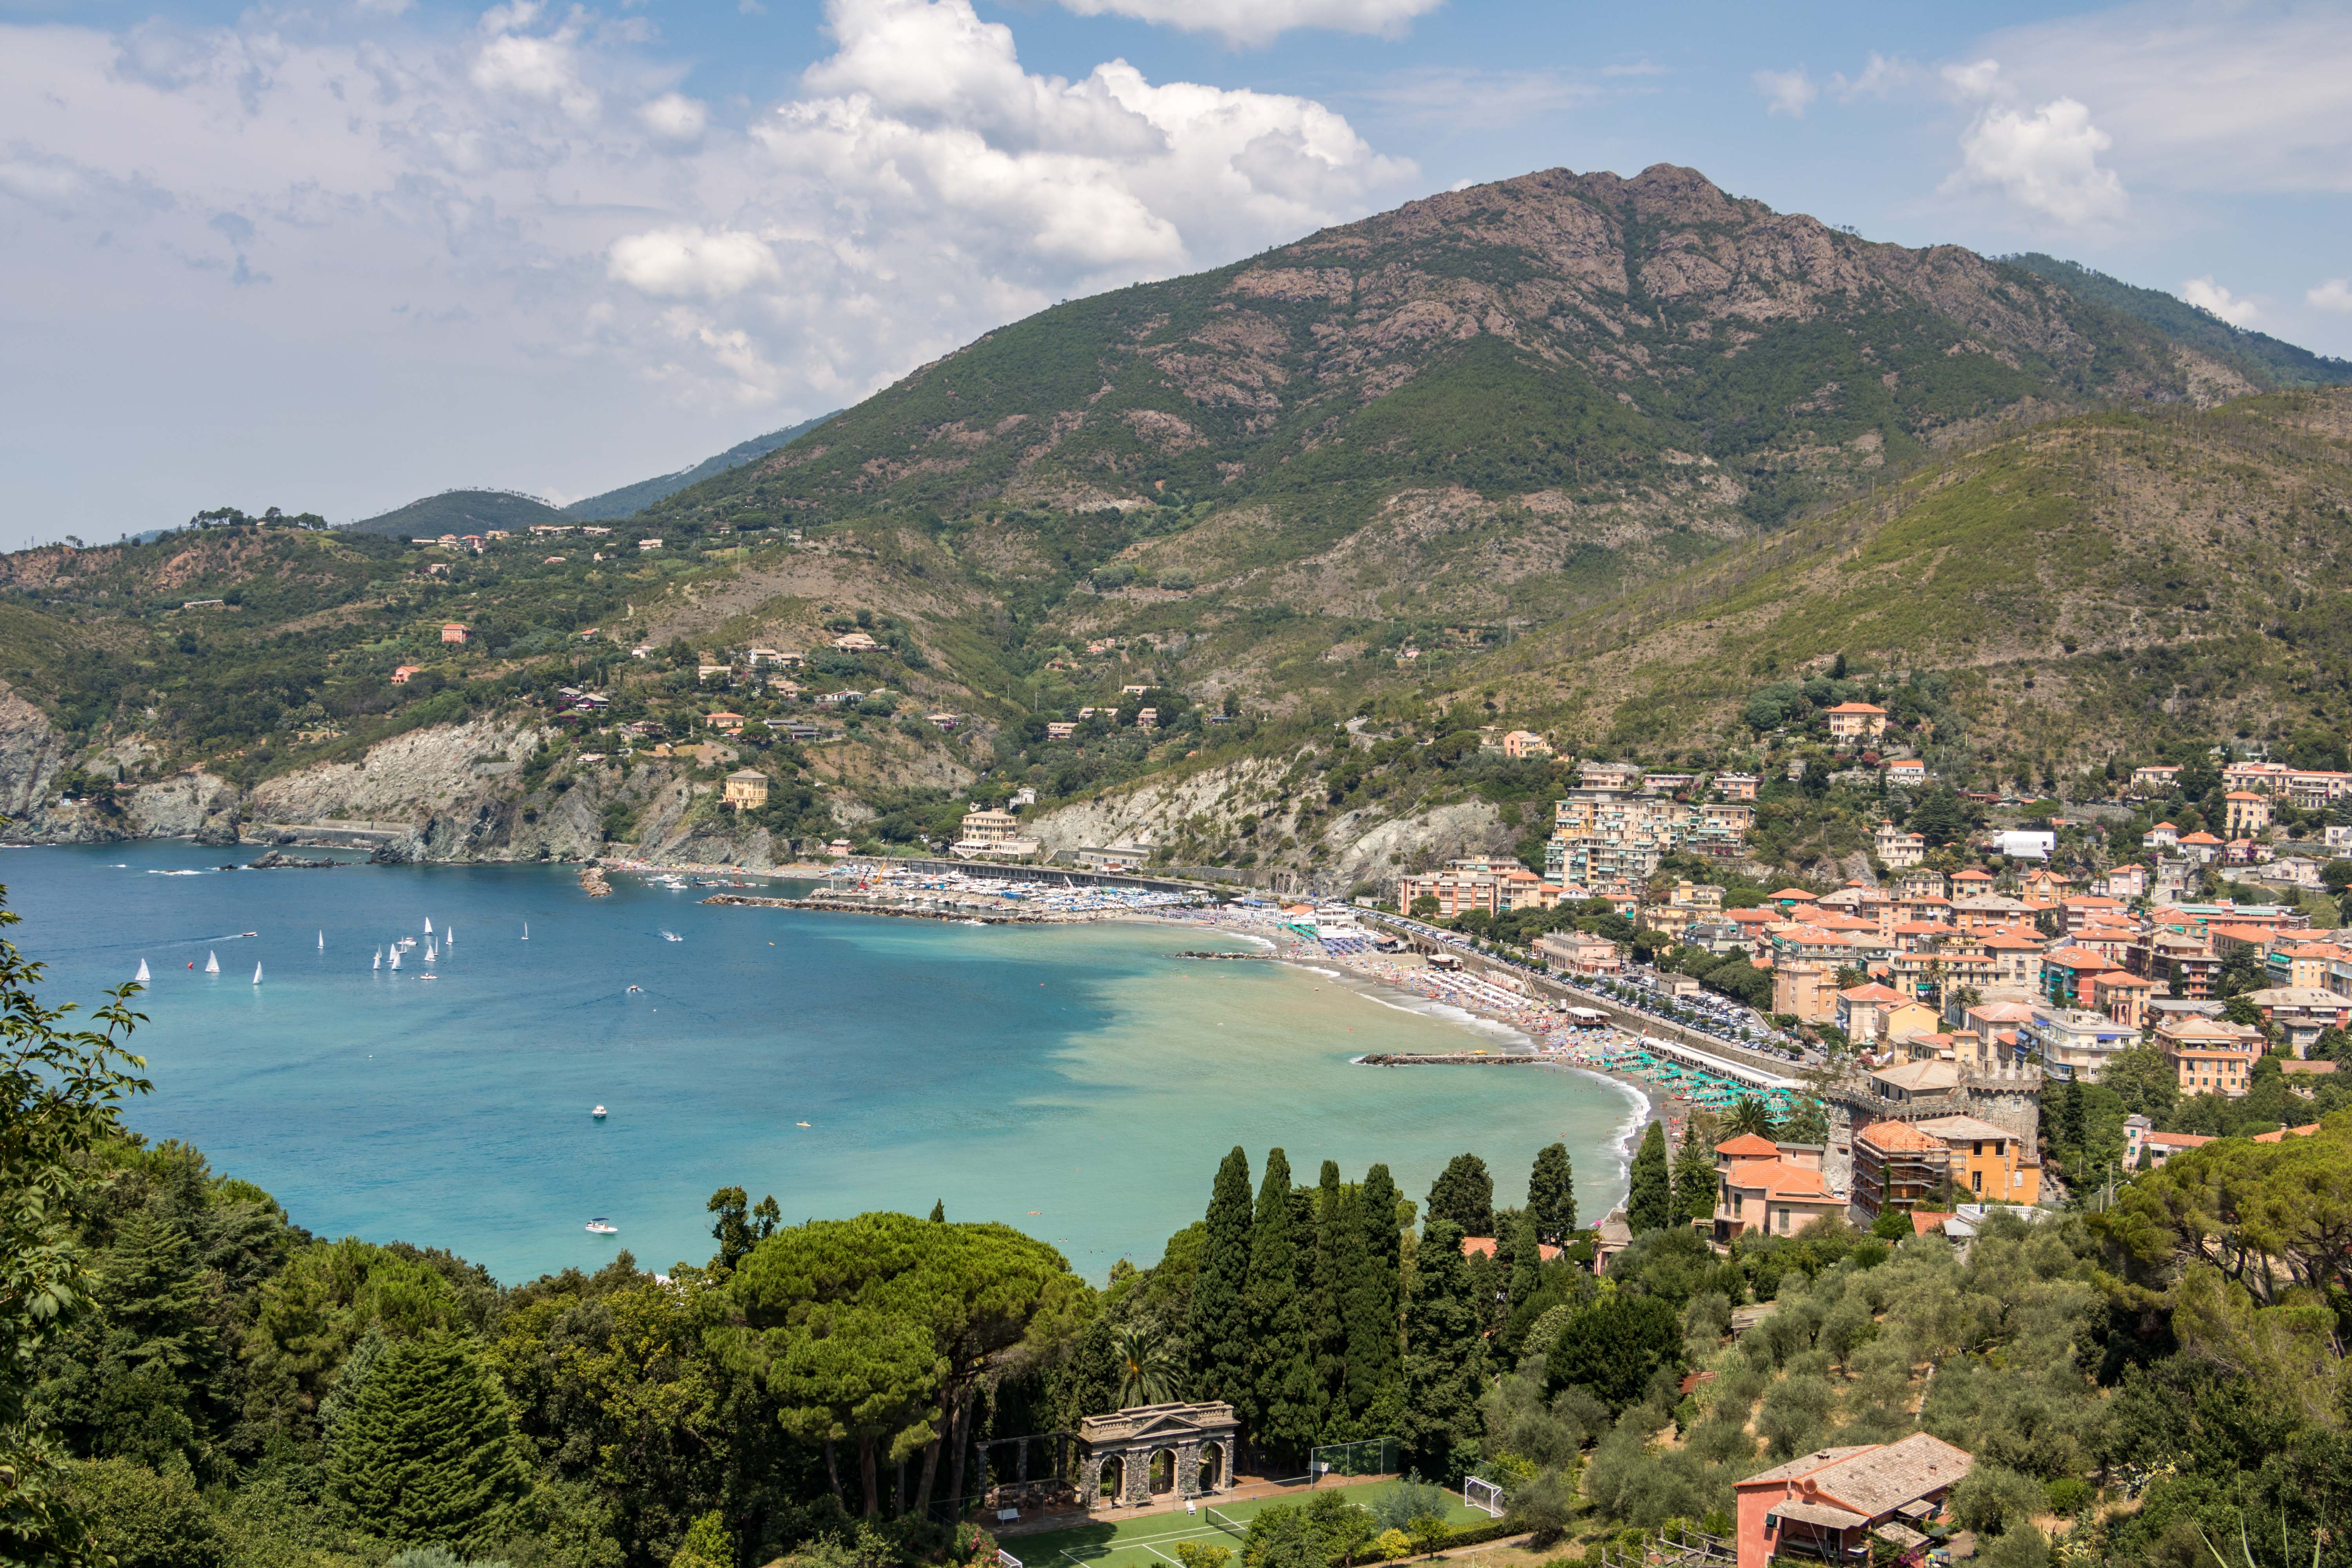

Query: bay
[3,841,1642,1283]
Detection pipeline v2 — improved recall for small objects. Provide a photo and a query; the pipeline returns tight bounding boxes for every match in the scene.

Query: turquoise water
[2,842,1641,1283]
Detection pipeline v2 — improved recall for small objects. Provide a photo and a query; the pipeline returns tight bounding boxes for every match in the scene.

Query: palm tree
[1110,1322,1180,1408]
[1726,1096,1775,1139]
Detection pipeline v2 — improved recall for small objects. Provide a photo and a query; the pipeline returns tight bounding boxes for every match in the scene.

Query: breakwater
[701,893,1065,924]
[1171,950,1272,961]
[1356,1051,1545,1066]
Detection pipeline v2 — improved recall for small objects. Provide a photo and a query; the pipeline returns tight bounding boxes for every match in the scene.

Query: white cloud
[2180,276,2259,327]
[1051,0,1442,50]
[2310,279,2352,314]
[1969,1,2352,195]
[637,91,707,143]
[608,228,782,298]
[1753,67,1817,119]
[1832,53,1915,100]
[1939,61,2126,226]
[0,0,1413,537]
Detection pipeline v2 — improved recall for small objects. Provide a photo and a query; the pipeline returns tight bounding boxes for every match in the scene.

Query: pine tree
[1424,1153,1495,1236]
[1344,1164,1402,1420]
[1670,1120,1718,1225]
[1192,1147,1255,1410]
[1628,1122,1672,1234]
[1308,1160,1349,1439]
[1527,1143,1576,1242]
[329,1328,528,1547]
[1399,1218,1487,1473]
[1244,1150,1316,1463]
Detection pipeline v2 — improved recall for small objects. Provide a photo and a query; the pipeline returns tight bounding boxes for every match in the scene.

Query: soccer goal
[1463,1478,1506,1519]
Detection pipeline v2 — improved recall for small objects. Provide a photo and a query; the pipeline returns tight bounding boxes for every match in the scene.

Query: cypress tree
[1399,1218,1488,1472]
[328,1328,528,1546]
[1193,1147,1255,1409]
[1308,1160,1350,1438]
[1670,1120,1718,1224]
[1528,1143,1576,1242]
[1344,1164,1402,1419]
[1425,1153,1495,1236]
[1244,1149,1316,1463]
[1507,1209,1543,1309]
[1628,1122,1672,1234]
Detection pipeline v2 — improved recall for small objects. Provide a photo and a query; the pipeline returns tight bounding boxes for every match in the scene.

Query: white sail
[253,962,263,984]
[522,922,529,940]
[373,949,381,970]
[447,927,455,946]
[424,917,432,933]
[205,950,219,973]
[135,959,150,983]
[318,931,324,950]
[425,942,437,963]
[389,947,401,969]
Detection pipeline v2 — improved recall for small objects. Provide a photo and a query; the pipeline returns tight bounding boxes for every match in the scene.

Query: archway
[1197,1441,1225,1493]
[1099,1454,1125,1503]
[1149,1448,1176,1495]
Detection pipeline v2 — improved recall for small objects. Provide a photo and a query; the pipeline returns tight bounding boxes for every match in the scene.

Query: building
[1713,773,1760,800]
[1544,785,1751,883]
[1823,701,1889,743]
[390,664,421,684]
[1500,730,1553,759]
[2018,1006,2140,1083]
[722,769,769,811]
[1911,1114,2041,1205]
[1852,1120,1955,1222]
[2158,1017,2266,1097]
[1072,844,1150,871]
[832,631,881,652]
[2089,970,2156,1031]
[1834,983,1906,1044]
[441,622,468,644]
[1711,1135,1843,1243]
[1874,820,1926,869]
[636,537,662,551]
[2225,789,2274,835]
[1734,1433,1972,1568]
[952,808,1039,859]
[2239,985,2352,1053]
[1400,867,1501,920]
[1886,758,1928,787]
[1772,958,1838,1024]
[1535,930,1622,977]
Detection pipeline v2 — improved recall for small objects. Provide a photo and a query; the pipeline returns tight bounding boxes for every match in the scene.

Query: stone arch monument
[1075,1401,1239,1510]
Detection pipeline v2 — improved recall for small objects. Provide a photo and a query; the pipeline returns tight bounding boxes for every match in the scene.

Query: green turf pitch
[1005,1483,1485,1568]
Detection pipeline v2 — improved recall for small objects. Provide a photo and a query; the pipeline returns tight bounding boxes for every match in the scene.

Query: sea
[2,841,1645,1284]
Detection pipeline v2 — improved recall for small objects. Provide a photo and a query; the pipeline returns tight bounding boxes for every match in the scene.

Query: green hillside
[2009,253,2352,391]
[346,488,570,537]
[562,411,839,521]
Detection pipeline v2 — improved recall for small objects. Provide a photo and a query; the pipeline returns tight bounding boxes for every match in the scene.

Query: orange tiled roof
[2252,1124,2323,1143]
[1858,1119,1947,1153]
[1715,1133,1782,1158]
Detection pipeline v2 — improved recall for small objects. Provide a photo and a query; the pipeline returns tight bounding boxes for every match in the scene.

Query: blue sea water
[4,841,1643,1284]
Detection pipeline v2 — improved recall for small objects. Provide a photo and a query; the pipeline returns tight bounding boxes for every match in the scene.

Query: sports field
[1003,1482,1488,1568]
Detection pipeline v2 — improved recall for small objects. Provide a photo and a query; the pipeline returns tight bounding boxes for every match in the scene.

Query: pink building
[1735,1433,1971,1568]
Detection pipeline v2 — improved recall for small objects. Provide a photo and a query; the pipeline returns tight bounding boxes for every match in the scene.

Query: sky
[2,0,2348,548]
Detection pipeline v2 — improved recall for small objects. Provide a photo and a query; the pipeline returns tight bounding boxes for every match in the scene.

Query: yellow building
[1914,1115,2041,1205]
[722,769,769,811]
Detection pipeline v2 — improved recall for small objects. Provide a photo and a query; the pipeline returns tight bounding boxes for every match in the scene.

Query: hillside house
[1711,1134,1842,1243]
[440,622,468,644]
[1733,1432,1971,1568]
[1500,730,1553,759]
[832,631,880,652]
[722,770,769,811]
[1823,701,1889,742]
[1873,820,1926,868]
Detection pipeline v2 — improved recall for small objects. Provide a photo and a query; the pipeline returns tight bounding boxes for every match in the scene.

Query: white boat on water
[252,962,263,985]
[585,1218,618,1235]
[205,951,219,974]
[135,959,150,983]
[373,949,381,970]
[425,942,437,963]
[661,930,682,942]
[446,927,455,946]
[424,917,432,933]
[389,947,401,969]
[592,1105,608,1120]
[522,922,529,940]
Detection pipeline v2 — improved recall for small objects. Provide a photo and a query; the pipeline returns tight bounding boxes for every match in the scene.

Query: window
[1778,1205,1790,1234]
[1971,1169,1983,1192]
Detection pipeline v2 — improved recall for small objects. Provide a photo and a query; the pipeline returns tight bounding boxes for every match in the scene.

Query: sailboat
[252,962,263,985]
[373,949,381,971]
[317,931,324,951]
[425,941,437,963]
[424,917,433,934]
[446,927,455,947]
[522,922,529,941]
[205,951,220,974]
[389,946,401,969]
[135,959,150,984]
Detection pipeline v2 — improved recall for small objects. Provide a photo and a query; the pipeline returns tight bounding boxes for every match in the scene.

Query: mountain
[2007,253,2352,393]
[561,412,840,521]
[646,164,2207,566]
[11,165,2352,889]
[346,489,570,537]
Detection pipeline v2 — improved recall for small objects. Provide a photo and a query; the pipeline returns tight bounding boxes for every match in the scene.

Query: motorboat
[585,1218,619,1235]
[592,1105,608,1120]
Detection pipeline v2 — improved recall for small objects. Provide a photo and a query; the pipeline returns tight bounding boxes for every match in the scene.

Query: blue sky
[1,0,2347,547]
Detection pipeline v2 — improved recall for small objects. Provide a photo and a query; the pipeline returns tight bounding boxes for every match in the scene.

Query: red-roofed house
[1735,1432,1973,1568]
[1713,1138,1843,1243]
[2225,790,2273,835]
[1823,701,1889,743]
[2252,1123,2323,1143]
[2179,830,2224,864]
[2042,946,2121,1007]
[1835,982,1906,1044]
[1852,1120,1950,1222]
[1458,1235,1563,1263]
